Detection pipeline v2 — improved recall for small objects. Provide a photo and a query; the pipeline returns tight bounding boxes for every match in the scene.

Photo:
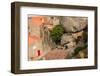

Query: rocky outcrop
[61,34,76,56]
[42,16,88,59]
[61,34,75,45]
[61,17,87,32]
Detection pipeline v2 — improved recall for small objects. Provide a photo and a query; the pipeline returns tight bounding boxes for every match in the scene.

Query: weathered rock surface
[61,17,87,32]
[61,34,76,55]
[61,34,75,45]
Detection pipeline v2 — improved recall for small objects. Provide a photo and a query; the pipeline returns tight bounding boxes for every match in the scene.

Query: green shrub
[50,25,64,44]
[72,44,87,57]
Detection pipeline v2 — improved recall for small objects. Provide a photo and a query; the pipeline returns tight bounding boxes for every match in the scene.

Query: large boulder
[61,17,87,32]
[61,34,77,57]
[61,34,75,45]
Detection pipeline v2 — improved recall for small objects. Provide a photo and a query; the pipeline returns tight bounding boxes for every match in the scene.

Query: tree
[50,25,64,44]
